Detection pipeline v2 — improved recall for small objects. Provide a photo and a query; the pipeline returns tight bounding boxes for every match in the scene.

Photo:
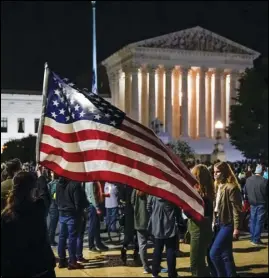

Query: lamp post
[212,121,226,162]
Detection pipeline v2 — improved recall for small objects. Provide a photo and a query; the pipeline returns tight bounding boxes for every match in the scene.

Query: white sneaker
[143,267,151,274]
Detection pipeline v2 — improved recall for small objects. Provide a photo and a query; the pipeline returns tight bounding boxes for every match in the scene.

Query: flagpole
[92,1,98,94]
[36,62,50,164]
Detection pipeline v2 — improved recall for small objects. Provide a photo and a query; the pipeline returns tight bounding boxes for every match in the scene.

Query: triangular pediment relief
[129,26,259,57]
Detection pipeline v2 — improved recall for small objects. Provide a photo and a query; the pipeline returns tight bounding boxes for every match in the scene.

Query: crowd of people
[1,158,268,277]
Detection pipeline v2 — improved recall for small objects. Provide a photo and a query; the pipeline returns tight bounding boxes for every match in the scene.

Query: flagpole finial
[44,62,48,69]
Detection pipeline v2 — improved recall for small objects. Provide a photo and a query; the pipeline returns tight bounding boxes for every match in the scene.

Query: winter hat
[255,165,263,174]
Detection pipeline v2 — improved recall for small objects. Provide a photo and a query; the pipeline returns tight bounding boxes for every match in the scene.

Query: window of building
[34,119,39,133]
[18,118,25,133]
[1,118,8,133]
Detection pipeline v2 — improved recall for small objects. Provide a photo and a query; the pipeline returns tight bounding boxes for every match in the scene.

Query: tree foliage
[1,135,37,163]
[167,140,195,164]
[226,58,268,161]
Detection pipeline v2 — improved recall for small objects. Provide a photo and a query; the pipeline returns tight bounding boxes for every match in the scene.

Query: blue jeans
[209,224,237,277]
[76,214,86,260]
[152,236,177,277]
[58,215,78,263]
[88,205,101,249]
[106,207,118,232]
[250,204,266,243]
[48,201,59,243]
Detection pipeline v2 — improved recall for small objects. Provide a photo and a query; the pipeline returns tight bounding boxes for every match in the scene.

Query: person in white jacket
[104,182,118,232]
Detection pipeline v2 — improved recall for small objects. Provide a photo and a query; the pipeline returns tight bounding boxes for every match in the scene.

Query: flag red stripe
[120,124,195,183]
[40,159,203,222]
[40,142,203,206]
[123,119,198,186]
[43,125,189,180]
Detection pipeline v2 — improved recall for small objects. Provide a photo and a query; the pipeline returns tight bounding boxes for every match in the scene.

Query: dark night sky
[1,1,268,91]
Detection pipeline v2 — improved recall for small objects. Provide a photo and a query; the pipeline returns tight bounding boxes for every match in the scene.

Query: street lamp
[215,120,223,145]
[212,120,226,161]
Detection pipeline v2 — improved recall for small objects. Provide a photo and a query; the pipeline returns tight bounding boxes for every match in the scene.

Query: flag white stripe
[41,134,200,198]
[43,117,180,173]
[40,152,204,215]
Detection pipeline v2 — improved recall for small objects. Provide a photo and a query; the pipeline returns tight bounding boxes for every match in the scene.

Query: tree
[167,140,195,164]
[1,135,37,163]
[226,57,268,161]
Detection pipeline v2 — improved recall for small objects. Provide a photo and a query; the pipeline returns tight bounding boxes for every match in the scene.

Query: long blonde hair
[191,164,215,201]
[214,161,240,189]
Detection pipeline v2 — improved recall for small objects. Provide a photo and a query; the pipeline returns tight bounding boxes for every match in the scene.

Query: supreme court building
[102,26,260,161]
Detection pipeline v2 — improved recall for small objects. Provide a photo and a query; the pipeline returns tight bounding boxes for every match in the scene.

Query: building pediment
[129,26,259,58]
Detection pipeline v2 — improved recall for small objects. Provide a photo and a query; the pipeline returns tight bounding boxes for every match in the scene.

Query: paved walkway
[54,232,268,277]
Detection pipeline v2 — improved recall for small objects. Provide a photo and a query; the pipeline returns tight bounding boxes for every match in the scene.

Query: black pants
[48,202,59,243]
[152,236,177,277]
[123,231,138,252]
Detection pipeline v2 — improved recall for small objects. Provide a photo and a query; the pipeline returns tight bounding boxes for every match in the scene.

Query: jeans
[188,217,212,277]
[137,230,149,269]
[58,215,78,264]
[152,236,177,277]
[250,204,266,243]
[76,213,86,260]
[48,201,59,243]
[209,223,237,277]
[106,207,118,232]
[88,205,102,249]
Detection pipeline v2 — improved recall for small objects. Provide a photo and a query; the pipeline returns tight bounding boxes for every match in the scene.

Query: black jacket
[36,175,51,216]
[56,178,87,216]
[1,199,56,277]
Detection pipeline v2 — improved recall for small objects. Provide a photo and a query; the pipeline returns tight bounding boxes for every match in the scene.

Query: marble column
[206,71,212,138]
[229,71,238,106]
[148,66,156,126]
[214,69,222,123]
[131,68,139,121]
[190,69,197,138]
[157,68,164,124]
[181,67,189,137]
[220,72,227,136]
[141,67,148,126]
[165,67,173,136]
[199,67,206,137]
[113,71,120,108]
[108,73,115,105]
[118,70,125,111]
[123,68,131,115]
[173,69,180,139]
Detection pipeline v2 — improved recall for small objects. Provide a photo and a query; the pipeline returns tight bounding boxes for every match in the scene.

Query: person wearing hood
[56,177,86,270]
[147,195,180,278]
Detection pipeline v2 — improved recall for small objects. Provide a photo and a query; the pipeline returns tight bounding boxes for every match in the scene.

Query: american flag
[38,70,204,222]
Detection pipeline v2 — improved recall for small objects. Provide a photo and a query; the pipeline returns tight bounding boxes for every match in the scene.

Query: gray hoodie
[147,196,180,239]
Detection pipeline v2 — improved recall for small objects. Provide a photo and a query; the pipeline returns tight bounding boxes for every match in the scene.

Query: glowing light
[215,120,224,129]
